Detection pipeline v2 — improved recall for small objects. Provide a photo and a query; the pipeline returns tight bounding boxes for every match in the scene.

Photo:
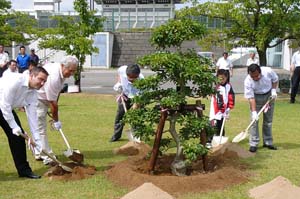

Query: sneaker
[43,156,56,166]
[206,142,212,149]
[263,144,277,150]
[35,155,43,161]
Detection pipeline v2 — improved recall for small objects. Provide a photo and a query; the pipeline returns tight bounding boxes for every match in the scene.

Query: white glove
[224,108,230,118]
[251,111,259,121]
[12,127,22,136]
[271,88,277,99]
[53,121,62,131]
[113,82,122,93]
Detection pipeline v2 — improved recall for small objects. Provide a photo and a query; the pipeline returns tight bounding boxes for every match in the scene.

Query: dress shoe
[19,171,41,179]
[249,146,257,153]
[290,99,295,104]
[110,137,120,142]
[263,144,277,150]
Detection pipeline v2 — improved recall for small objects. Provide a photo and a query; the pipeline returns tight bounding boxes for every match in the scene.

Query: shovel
[18,132,73,172]
[211,117,228,147]
[58,128,84,163]
[120,94,140,143]
[40,149,73,172]
[232,97,274,143]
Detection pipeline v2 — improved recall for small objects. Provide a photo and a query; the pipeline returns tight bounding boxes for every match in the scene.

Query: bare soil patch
[105,142,253,197]
[44,162,97,181]
[249,176,300,199]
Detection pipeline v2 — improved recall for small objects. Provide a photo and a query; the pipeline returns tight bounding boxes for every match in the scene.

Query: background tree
[124,18,216,175]
[0,0,37,47]
[178,0,300,66]
[38,0,104,90]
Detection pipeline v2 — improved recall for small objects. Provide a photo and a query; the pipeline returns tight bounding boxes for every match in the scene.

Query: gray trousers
[249,91,274,147]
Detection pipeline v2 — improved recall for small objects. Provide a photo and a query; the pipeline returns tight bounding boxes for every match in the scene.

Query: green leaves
[37,0,105,86]
[0,0,37,46]
[125,17,216,163]
[150,18,207,49]
[179,0,300,65]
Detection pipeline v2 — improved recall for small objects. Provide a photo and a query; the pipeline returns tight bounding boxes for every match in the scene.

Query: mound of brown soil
[105,142,252,197]
[44,162,97,181]
[121,183,174,199]
[249,176,300,199]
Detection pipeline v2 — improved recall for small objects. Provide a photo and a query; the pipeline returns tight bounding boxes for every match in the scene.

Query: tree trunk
[74,75,81,92]
[257,48,267,66]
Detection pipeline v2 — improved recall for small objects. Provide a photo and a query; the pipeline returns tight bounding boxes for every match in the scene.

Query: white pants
[36,100,55,160]
[25,104,42,156]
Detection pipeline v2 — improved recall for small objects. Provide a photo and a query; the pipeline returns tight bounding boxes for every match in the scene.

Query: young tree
[124,18,216,176]
[38,0,104,90]
[0,0,37,46]
[179,0,300,66]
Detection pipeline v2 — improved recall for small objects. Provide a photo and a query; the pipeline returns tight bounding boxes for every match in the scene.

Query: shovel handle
[244,97,274,132]
[219,117,226,144]
[121,95,127,112]
[58,129,71,149]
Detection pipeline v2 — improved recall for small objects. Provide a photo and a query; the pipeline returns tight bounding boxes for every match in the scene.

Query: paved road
[65,68,289,94]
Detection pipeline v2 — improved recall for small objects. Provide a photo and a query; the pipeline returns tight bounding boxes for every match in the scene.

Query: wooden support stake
[149,109,168,173]
[195,100,208,172]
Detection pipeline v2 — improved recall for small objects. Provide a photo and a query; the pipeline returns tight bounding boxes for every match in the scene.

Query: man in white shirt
[2,60,18,77]
[36,56,78,165]
[0,67,48,179]
[110,64,144,142]
[246,51,259,66]
[216,52,233,81]
[290,50,300,103]
[244,64,278,153]
[0,44,9,77]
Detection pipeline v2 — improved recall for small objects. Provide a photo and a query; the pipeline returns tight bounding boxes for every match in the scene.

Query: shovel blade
[232,131,248,143]
[63,149,84,163]
[211,136,229,148]
[126,129,141,143]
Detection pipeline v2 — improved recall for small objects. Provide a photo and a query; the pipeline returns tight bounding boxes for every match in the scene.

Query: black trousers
[215,118,225,136]
[291,67,300,101]
[111,99,132,140]
[0,109,32,175]
[208,118,225,142]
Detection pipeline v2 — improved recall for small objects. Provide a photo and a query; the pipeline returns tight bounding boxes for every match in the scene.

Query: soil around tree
[105,142,253,197]
[44,162,97,181]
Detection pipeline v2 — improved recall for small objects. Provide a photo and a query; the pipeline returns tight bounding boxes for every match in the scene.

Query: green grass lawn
[0,93,299,199]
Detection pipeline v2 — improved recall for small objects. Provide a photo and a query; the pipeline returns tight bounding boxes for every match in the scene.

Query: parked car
[197,51,216,69]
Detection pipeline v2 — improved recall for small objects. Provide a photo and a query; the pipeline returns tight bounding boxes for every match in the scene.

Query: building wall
[111,31,215,67]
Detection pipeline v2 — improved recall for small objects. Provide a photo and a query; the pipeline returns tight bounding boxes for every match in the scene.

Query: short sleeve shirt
[38,63,64,101]
[244,67,278,99]
[216,57,233,70]
[118,65,144,97]
[291,51,300,67]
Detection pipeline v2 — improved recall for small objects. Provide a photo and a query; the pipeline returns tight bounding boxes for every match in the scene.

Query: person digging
[110,64,144,142]
[244,64,278,153]
[208,69,235,148]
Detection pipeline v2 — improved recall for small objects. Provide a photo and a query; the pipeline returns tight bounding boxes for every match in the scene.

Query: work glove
[113,82,122,93]
[224,108,230,119]
[271,88,277,99]
[12,127,22,136]
[251,111,259,121]
[52,121,62,131]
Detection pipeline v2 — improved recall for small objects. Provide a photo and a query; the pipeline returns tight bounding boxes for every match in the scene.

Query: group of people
[110,52,279,154]
[0,45,292,179]
[209,51,278,152]
[0,44,79,179]
[0,45,40,76]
